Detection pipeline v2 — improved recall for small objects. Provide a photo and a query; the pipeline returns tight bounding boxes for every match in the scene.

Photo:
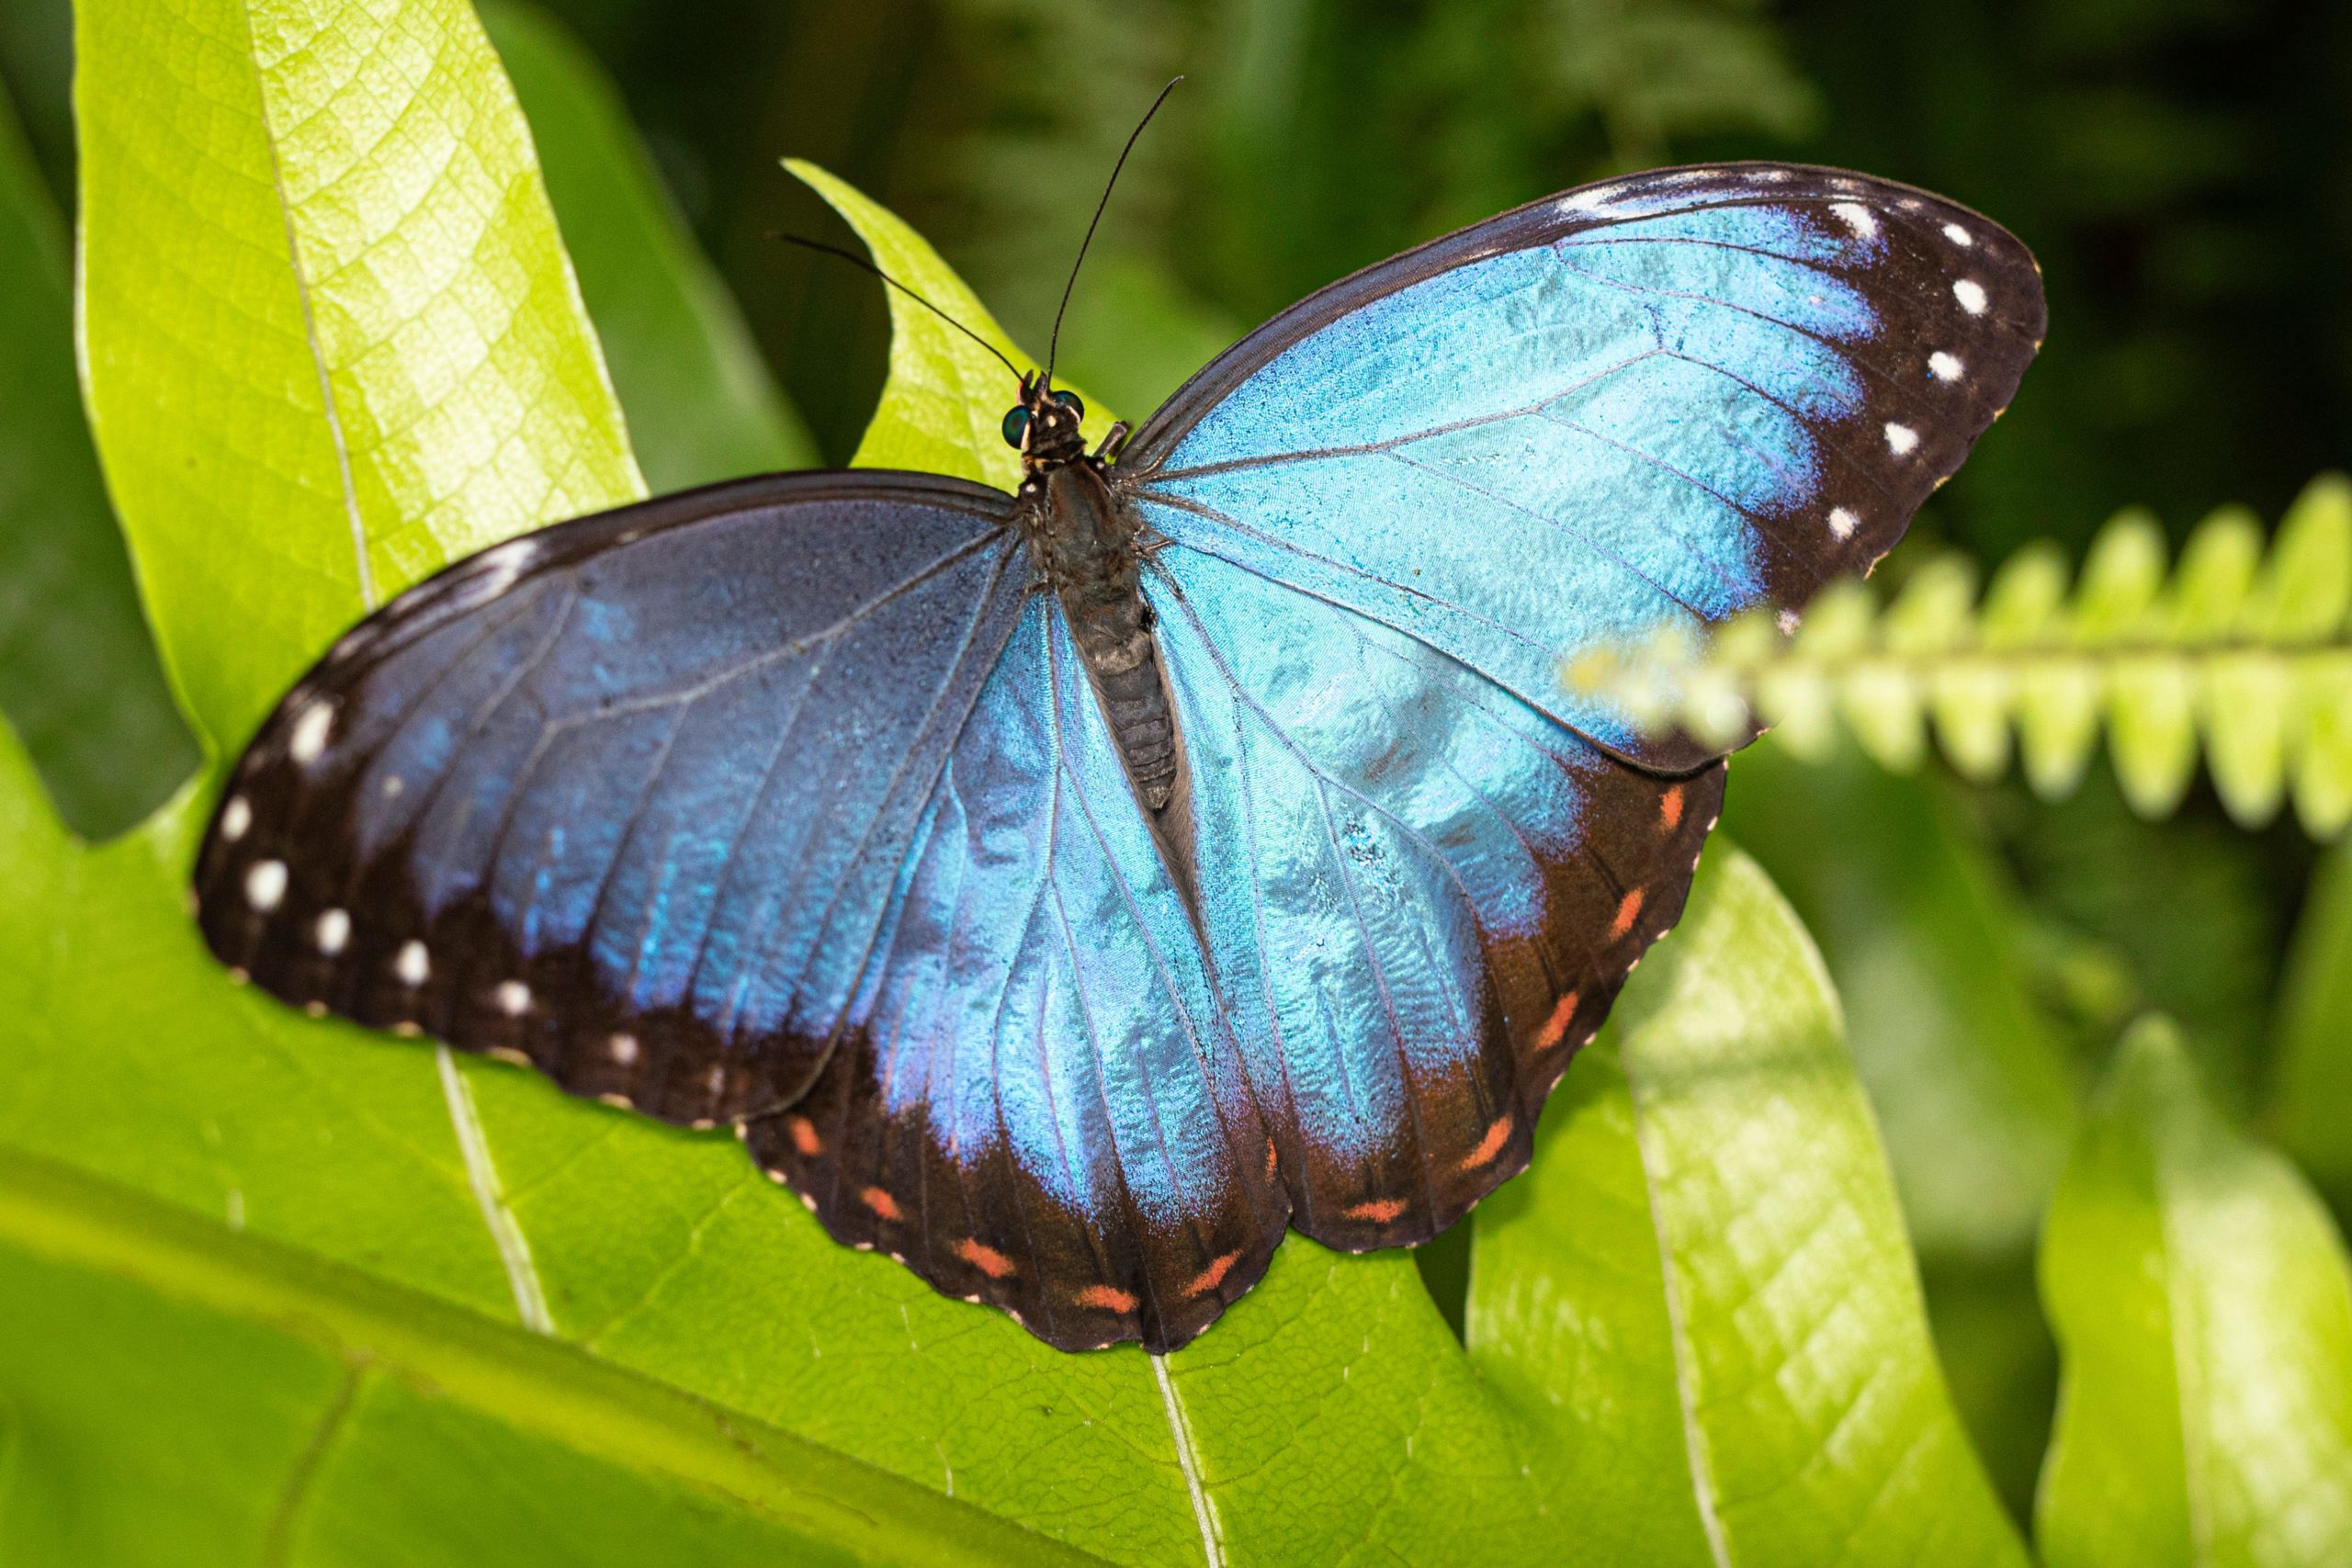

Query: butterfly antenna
[1045,75,1183,387]
[771,231,1023,382]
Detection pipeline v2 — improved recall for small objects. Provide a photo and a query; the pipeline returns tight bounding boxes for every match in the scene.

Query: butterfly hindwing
[197,472,1031,1128]
[1148,547,1722,1248]
[1125,163,2045,771]
[743,597,1287,1352]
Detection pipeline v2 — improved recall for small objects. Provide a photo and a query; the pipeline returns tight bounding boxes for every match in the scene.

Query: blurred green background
[4,0,2346,1529]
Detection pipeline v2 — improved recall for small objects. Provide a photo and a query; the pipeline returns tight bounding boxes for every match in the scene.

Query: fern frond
[1567,475,2352,835]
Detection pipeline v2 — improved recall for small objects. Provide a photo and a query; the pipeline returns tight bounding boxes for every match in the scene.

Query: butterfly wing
[196,471,1035,1128]
[1148,548,1719,1247]
[742,596,1287,1353]
[1119,164,2042,1245]
[1124,163,2045,770]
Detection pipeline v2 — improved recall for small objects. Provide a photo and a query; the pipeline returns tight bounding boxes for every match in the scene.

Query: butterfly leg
[1093,422,1132,462]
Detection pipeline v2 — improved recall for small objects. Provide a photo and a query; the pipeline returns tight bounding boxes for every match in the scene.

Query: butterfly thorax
[1016,451,1180,813]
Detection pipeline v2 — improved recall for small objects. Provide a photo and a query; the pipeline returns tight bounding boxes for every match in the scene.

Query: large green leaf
[1724,741,2079,1258]
[1470,845,2029,1566]
[74,0,645,761]
[2037,1018,2352,1567]
[481,0,817,491]
[19,10,2006,1551]
[1724,744,2077,1516]
[0,1145,1104,1568]
[2273,839,2352,1215]
[0,77,194,836]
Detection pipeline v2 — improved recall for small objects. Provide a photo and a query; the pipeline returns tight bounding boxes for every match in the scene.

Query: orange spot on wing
[1461,1115,1514,1171]
[1186,1251,1242,1297]
[1265,1137,1280,1181]
[1609,887,1645,941]
[786,1115,821,1156]
[1075,1283,1138,1314]
[1534,990,1580,1052]
[858,1185,901,1222]
[955,1237,1016,1279]
[1343,1197,1408,1224]
[1660,784,1685,830]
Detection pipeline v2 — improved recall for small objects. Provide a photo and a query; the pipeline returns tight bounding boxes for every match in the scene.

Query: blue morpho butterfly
[195,161,2043,1353]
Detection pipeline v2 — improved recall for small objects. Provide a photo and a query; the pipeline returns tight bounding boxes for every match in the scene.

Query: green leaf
[1469,841,2029,1566]
[786,159,1112,489]
[1724,743,2079,1258]
[2273,839,2352,1215]
[2036,1018,2352,1567]
[74,0,645,760]
[0,1145,1107,1568]
[0,77,195,835]
[481,1,817,491]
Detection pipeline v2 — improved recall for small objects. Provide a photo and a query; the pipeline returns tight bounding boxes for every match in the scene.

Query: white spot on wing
[1829,201,1878,239]
[494,979,531,1017]
[288,701,334,766]
[396,941,429,987]
[1829,507,1860,539]
[1884,423,1921,456]
[469,539,537,601]
[244,859,287,912]
[220,795,252,843]
[1942,221,1973,247]
[1953,278,1988,315]
[609,1032,640,1066]
[315,908,350,954]
[1929,351,1965,381]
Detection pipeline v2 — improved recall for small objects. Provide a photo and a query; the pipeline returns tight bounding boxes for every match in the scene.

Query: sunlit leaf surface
[483,0,817,491]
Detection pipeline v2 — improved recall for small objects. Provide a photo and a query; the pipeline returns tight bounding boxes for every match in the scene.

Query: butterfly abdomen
[1029,461,1182,811]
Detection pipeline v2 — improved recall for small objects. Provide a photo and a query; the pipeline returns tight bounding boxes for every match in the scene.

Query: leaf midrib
[0,1143,1113,1568]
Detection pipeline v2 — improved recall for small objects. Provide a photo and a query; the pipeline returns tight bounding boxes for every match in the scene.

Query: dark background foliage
[5,0,2346,1527]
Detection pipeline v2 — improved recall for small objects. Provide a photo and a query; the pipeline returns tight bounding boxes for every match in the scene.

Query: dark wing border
[194,468,1023,1130]
[1123,161,2044,479]
[224,468,1022,717]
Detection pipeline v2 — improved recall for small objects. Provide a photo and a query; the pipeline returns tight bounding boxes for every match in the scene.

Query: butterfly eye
[1001,406,1031,448]
[1052,389,1085,421]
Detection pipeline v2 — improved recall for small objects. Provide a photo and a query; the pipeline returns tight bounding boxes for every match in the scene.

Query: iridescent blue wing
[196,472,1034,1128]
[1124,163,2045,770]
[1119,164,2042,1245]
[1148,548,1719,1247]
[742,597,1286,1353]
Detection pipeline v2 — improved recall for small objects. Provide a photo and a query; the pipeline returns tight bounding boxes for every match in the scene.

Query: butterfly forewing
[1125,164,2044,773]
[197,472,1029,1127]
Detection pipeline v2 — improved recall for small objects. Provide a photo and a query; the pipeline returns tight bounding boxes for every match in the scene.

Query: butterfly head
[1003,372,1087,469]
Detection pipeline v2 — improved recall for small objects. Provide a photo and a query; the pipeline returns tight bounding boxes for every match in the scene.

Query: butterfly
[195,163,2043,1353]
